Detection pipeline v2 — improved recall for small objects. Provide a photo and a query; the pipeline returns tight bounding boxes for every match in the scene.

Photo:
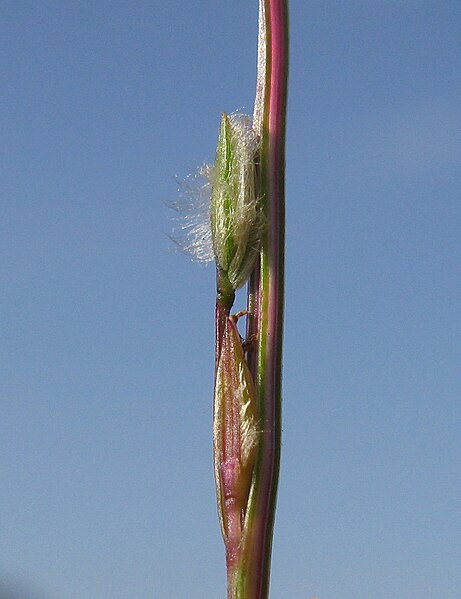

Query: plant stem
[216,269,236,369]
[232,1,289,597]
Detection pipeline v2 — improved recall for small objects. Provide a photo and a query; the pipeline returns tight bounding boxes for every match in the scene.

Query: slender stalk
[216,270,236,369]
[232,1,289,597]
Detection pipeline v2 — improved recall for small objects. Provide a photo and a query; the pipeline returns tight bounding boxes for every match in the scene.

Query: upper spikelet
[210,113,261,291]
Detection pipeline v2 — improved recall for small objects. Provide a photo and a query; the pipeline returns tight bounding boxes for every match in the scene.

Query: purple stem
[243,0,288,597]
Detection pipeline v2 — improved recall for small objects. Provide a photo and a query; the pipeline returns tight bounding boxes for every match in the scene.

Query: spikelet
[213,314,258,557]
[210,113,261,291]
[171,112,261,294]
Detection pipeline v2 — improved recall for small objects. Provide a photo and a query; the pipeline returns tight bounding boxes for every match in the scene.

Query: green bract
[210,113,261,292]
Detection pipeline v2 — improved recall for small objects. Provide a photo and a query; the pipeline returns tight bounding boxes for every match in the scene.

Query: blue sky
[1,2,461,598]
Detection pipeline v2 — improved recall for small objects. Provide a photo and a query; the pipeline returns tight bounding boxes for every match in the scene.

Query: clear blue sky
[1,2,460,598]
